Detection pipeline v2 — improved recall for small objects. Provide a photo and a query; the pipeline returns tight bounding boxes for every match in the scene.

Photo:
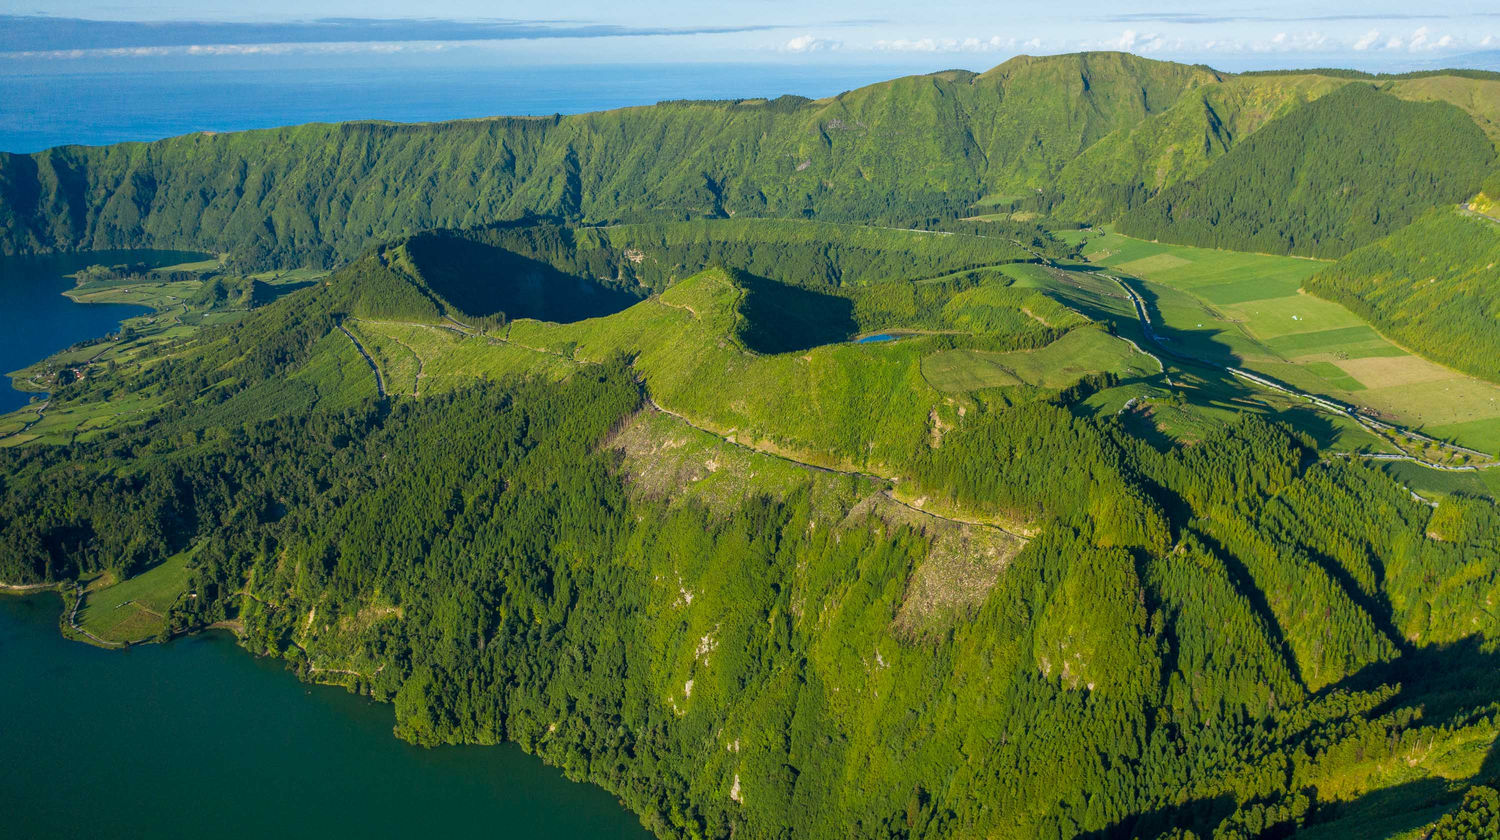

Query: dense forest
[1306,208,1500,383]
[5,350,1500,839]
[6,50,1500,840]
[5,218,1500,838]
[1115,83,1495,258]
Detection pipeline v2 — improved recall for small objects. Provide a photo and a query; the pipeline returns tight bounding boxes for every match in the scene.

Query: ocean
[1,62,939,153]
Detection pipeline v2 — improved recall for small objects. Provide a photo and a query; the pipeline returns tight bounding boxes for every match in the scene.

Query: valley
[3,52,1500,840]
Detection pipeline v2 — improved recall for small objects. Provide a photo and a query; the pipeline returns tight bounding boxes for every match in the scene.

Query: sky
[2,1,1498,73]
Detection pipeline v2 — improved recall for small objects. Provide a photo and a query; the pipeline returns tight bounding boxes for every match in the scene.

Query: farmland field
[1080,229,1500,454]
[77,550,194,643]
[921,327,1156,392]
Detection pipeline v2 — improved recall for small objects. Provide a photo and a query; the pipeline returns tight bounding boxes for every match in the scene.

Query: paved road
[1106,273,1494,471]
[338,321,385,398]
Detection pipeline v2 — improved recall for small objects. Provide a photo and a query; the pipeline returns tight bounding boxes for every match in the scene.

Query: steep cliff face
[0,53,1217,267]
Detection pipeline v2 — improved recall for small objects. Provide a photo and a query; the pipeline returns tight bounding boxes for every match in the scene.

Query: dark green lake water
[0,251,652,838]
[0,594,652,838]
[0,250,197,414]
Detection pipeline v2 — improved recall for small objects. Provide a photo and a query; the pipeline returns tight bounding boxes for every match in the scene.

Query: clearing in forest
[77,550,194,643]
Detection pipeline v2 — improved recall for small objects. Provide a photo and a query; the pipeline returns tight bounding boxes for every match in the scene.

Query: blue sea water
[1,63,934,153]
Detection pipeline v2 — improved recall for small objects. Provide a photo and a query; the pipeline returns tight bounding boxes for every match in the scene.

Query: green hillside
[6,52,1500,840]
[4,226,1500,837]
[1049,73,1349,221]
[1116,83,1496,257]
[5,55,1497,269]
[1306,207,1500,383]
[0,52,1214,268]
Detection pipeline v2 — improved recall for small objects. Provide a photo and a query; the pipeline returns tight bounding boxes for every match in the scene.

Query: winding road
[0,399,50,441]
[1106,273,1494,471]
[642,396,1029,539]
[338,321,385,398]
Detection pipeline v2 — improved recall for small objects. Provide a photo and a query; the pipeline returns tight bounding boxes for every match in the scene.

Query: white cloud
[1399,27,1456,51]
[2,40,456,60]
[1251,31,1329,52]
[782,35,841,53]
[872,35,1021,53]
[1353,30,1380,50]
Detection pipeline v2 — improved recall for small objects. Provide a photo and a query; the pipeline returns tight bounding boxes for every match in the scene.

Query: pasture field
[357,320,578,396]
[1079,229,1500,454]
[921,327,1156,392]
[1002,253,1405,455]
[155,258,223,273]
[1,389,166,448]
[1379,460,1497,501]
[78,549,194,643]
[65,277,200,310]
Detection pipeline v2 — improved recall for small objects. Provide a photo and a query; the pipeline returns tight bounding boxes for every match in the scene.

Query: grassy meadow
[77,550,194,643]
[921,327,1156,392]
[1078,229,1500,454]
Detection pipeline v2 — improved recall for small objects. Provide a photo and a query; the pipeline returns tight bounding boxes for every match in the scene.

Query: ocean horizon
[1,62,943,153]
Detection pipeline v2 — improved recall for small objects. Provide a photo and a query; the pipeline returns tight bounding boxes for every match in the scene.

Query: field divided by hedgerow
[1082,229,1500,453]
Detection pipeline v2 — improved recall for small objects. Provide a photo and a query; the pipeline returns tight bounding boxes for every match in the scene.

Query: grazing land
[1080,229,1500,453]
[920,327,1156,392]
[77,551,194,644]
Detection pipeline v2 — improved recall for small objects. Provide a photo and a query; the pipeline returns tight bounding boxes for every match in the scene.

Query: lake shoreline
[0,592,653,837]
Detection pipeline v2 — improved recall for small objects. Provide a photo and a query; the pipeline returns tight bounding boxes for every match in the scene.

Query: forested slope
[4,55,1496,268]
[6,53,1500,840]
[1305,207,1500,383]
[1115,83,1495,257]
[4,225,1500,838]
[1048,73,1348,221]
[0,52,1215,268]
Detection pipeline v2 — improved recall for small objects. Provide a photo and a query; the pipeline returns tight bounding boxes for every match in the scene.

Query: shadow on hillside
[1287,636,1500,835]
[263,280,317,302]
[1077,642,1500,838]
[1269,406,1345,450]
[734,272,857,354]
[1128,281,1242,369]
[1115,404,1179,454]
[1299,732,1500,837]
[404,237,639,323]
[1047,261,1103,272]
[1075,794,1236,840]
[1331,634,1500,730]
